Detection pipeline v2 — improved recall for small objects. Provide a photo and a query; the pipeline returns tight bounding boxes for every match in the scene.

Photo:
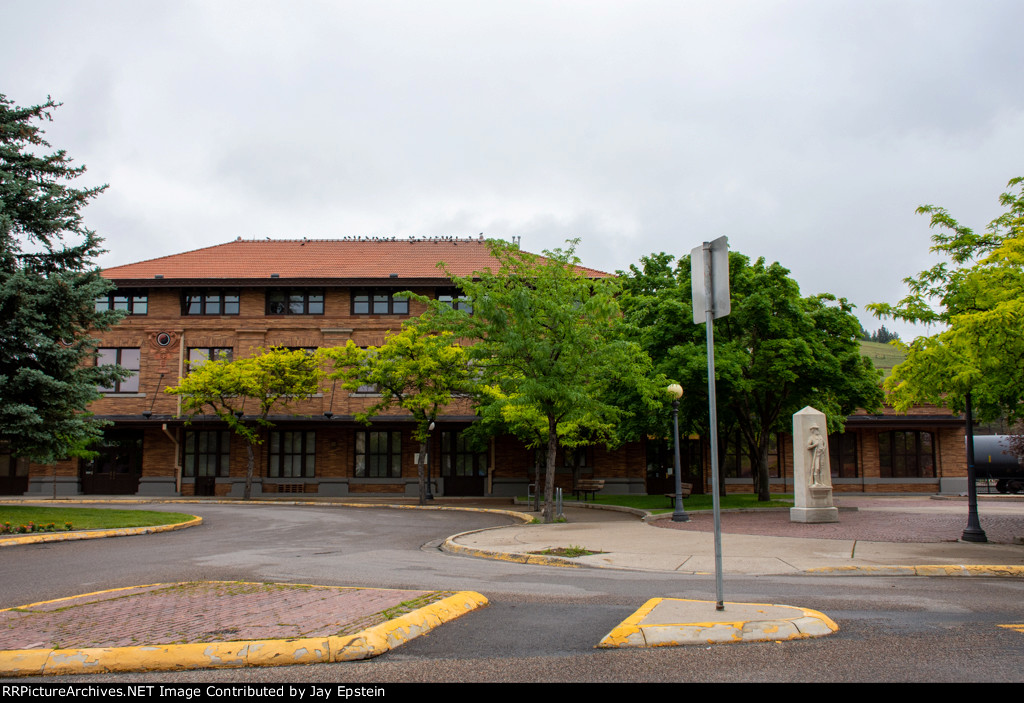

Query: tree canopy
[319,321,476,505]
[868,177,1024,424]
[621,250,883,500]
[166,347,324,499]
[0,94,125,462]
[438,239,665,522]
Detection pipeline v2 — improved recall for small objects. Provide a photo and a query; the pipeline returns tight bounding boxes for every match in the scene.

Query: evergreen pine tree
[0,94,125,462]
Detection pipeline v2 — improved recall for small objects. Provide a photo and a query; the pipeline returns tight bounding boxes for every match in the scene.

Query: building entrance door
[193,476,217,496]
[80,431,143,494]
[440,430,488,496]
[0,451,29,495]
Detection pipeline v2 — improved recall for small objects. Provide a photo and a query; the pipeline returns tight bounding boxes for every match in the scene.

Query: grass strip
[0,506,196,530]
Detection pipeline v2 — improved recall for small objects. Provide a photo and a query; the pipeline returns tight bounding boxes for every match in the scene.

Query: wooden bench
[664,482,694,507]
[573,479,605,501]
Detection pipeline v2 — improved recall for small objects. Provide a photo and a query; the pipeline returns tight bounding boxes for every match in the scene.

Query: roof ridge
[100,238,612,279]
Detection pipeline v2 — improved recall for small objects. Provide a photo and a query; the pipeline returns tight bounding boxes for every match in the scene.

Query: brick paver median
[0,582,448,650]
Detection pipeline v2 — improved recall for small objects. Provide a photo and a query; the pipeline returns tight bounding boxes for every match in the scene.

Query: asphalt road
[2,503,1023,682]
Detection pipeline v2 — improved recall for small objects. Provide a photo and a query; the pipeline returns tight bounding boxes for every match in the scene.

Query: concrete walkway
[447,496,1024,576]
[1,494,1021,675]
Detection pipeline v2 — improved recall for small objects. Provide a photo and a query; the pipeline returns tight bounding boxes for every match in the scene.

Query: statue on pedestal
[791,407,839,523]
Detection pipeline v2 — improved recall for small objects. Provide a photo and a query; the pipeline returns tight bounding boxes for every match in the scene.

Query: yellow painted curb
[0,588,487,677]
[0,516,202,548]
[597,598,839,648]
[599,597,662,647]
[804,564,1024,577]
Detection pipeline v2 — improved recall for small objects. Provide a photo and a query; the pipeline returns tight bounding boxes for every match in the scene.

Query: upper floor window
[97,348,140,393]
[351,290,409,315]
[267,290,324,315]
[437,289,472,314]
[187,347,233,370]
[878,430,935,478]
[182,290,240,316]
[96,290,148,315]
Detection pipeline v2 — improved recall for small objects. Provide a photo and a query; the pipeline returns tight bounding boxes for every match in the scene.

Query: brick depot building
[10,237,967,498]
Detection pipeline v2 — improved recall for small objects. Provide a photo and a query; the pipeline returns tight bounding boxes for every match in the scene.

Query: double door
[80,431,143,494]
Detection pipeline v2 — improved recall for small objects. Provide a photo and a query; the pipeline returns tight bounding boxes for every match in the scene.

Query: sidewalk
[1,494,1022,675]
[447,495,1024,576]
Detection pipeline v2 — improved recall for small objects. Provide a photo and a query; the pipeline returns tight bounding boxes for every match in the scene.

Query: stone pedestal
[790,406,839,524]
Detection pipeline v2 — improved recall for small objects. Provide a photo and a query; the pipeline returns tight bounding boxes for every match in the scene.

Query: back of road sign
[691,236,731,324]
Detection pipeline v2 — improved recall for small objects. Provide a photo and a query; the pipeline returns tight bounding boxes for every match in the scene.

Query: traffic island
[598,597,838,647]
[0,582,488,677]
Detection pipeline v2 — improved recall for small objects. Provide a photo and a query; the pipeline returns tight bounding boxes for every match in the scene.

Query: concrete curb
[597,597,839,647]
[0,588,488,677]
[442,532,1024,577]
[442,530,584,568]
[5,498,534,522]
[804,564,1024,577]
[0,516,202,548]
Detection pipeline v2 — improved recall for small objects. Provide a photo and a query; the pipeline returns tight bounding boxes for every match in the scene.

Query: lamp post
[667,383,690,522]
[961,391,987,542]
[426,421,436,500]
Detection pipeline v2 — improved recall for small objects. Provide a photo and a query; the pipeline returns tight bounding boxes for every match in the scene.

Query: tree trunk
[543,418,558,523]
[753,441,771,502]
[533,449,542,512]
[245,442,255,500]
[416,439,428,506]
[716,433,728,496]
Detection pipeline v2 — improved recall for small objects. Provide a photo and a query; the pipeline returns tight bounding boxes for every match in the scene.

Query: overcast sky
[4,1,1022,339]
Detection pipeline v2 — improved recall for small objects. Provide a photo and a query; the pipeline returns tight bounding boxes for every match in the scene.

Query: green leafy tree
[868,177,1024,424]
[166,347,324,499]
[0,94,126,463]
[621,251,883,501]
[439,239,665,522]
[320,322,476,506]
[869,326,900,343]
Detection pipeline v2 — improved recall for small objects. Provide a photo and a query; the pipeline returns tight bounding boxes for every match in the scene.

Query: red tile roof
[102,238,610,282]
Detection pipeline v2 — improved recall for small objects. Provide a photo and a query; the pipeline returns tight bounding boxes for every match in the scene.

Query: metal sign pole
[703,241,725,611]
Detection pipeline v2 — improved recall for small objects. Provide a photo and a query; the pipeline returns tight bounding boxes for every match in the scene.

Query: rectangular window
[186,347,233,370]
[268,431,316,478]
[441,431,488,478]
[879,431,935,478]
[97,348,141,393]
[355,431,402,477]
[267,290,324,315]
[350,348,378,393]
[562,447,592,469]
[437,289,472,314]
[95,290,148,315]
[724,432,782,478]
[183,431,231,477]
[351,290,409,315]
[829,432,858,478]
[182,290,240,316]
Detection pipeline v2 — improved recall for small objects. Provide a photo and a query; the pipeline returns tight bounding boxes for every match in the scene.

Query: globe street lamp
[667,383,690,522]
